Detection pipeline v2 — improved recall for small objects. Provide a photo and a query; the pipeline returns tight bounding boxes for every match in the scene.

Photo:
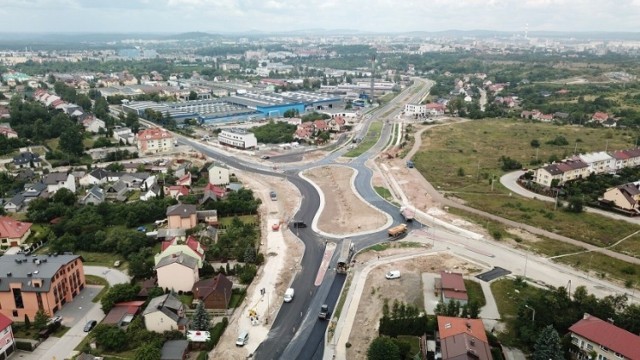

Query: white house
[142,294,188,334]
[154,252,200,293]
[404,103,427,116]
[217,128,257,149]
[113,126,135,145]
[79,168,110,186]
[208,163,230,186]
[42,172,76,194]
[576,151,615,175]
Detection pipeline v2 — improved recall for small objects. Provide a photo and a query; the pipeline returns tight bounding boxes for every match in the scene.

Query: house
[120,173,150,189]
[0,216,32,247]
[217,128,257,149]
[155,252,199,293]
[436,271,468,305]
[102,300,145,328]
[534,159,589,187]
[81,116,106,133]
[155,235,206,268]
[161,340,189,360]
[196,210,218,226]
[591,112,609,123]
[226,183,244,192]
[165,185,189,200]
[0,126,18,138]
[113,126,135,145]
[42,172,76,195]
[137,128,175,154]
[426,103,446,116]
[176,172,192,187]
[294,127,312,140]
[600,182,640,214]
[207,163,230,186]
[81,185,105,205]
[200,183,226,205]
[192,274,233,310]
[0,313,15,360]
[79,168,110,186]
[610,148,640,171]
[313,119,329,132]
[437,316,493,360]
[575,152,615,175]
[105,180,130,202]
[568,313,640,360]
[0,254,85,321]
[13,152,41,169]
[14,169,36,182]
[142,293,189,333]
[330,117,346,132]
[140,184,162,201]
[167,204,197,230]
[3,194,25,213]
[404,103,427,116]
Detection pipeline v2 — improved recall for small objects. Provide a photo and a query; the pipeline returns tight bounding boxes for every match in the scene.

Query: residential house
[610,148,640,171]
[120,173,150,189]
[200,183,226,205]
[3,194,25,213]
[14,169,36,183]
[176,173,192,187]
[113,126,135,145]
[22,182,48,205]
[575,152,615,175]
[196,210,218,227]
[0,313,15,360]
[81,116,106,133]
[160,340,189,360]
[155,235,206,268]
[426,103,446,116]
[0,217,32,247]
[166,204,197,230]
[42,172,76,195]
[568,313,640,360]
[81,185,105,205]
[591,112,610,123]
[207,163,230,186]
[142,293,189,333]
[165,185,189,200]
[155,252,199,293]
[554,112,570,120]
[137,128,175,154]
[313,119,329,133]
[0,254,85,321]
[174,163,190,178]
[226,183,244,192]
[436,316,493,360]
[294,126,312,141]
[330,117,346,132]
[12,152,41,169]
[0,126,18,138]
[79,168,110,186]
[105,180,130,202]
[534,159,589,187]
[102,300,145,328]
[436,271,468,305]
[600,182,640,215]
[404,103,427,116]
[192,274,233,310]
[140,184,162,201]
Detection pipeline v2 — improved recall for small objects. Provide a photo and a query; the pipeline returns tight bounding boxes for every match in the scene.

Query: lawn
[218,215,259,227]
[76,251,123,267]
[464,280,486,307]
[26,223,51,244]
[85,275,110,303]
[344,120,384,157]
[490,278,545,345]
[397,335,421,358]
[229,290,246,309]
[414,119,640,249]
[179,294,194,307]
[45,138,60,151]
[554,252,640,289]
[374,186,393,201]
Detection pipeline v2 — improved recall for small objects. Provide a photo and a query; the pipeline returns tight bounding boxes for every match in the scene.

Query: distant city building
[218,128,257,149]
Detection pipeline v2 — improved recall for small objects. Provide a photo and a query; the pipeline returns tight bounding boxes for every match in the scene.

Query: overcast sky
[0,0,638,34]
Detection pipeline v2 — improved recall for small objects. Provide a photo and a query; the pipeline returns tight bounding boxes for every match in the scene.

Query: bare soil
[346,248,470,360]
[304,165,388,235]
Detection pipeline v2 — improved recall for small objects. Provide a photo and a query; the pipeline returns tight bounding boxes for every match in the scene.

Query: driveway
[13,266,129,360]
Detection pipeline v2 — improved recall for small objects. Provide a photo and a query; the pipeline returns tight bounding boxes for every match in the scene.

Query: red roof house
[592,112,609,123]
[177,172,192,187]
[569,313,640,360]
[0,217,32,247]
[437,316,492,360]
[438,271,468,304]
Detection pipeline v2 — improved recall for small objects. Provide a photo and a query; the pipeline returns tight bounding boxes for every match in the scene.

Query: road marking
[314,243,337,286]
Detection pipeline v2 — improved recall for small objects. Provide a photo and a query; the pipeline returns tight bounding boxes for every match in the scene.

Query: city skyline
[0,0,639,34]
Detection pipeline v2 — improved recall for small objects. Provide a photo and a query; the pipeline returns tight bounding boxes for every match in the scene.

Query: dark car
[83,320,97,332]
[318,304,331,320]
[292,221,307,228]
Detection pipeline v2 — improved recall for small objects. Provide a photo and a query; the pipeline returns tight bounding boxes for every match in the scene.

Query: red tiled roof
[569,314,640,360]
[186,235,206,255]
[204,183,226,197]
[138,128,173,141]
[592,112,609,121]
[0,312,12,330]
[0,217,32,239]
[437,316,488,342]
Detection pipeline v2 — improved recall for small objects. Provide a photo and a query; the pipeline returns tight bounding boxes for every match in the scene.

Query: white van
[284,288,295,303]
[236,331,249,346]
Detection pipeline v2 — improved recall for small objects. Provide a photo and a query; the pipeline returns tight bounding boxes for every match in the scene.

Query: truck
[336,239,354,274]
[388,223,408,237]
[318,304,331,320]
[400,207,415,222]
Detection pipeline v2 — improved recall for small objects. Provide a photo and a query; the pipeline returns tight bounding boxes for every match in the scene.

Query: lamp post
[523,252,529,279]
[524,304,535,323]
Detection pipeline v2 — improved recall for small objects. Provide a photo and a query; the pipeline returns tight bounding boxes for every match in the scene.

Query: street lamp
[524,304,535,323]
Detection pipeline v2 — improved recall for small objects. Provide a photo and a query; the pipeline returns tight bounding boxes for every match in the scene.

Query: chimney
[583,313,590,320]
[27,273,32,277]
[6,272,11,277]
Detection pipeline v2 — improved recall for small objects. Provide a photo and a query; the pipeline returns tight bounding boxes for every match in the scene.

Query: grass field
[490,278,545,345]
[555,252,640,288]
[464,280,487,307]
[75,251,124,267]
[415,119,640,248]
[85,275,109,303]
[344,120,384,157]
[218,215,259,227]
[374,186,393,201]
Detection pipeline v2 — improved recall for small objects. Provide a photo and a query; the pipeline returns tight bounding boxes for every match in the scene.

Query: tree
[59,125,85,156]
[530,139,540,148]
[566,196,584,213]
[532,325,563,360]
[134,342,162,360]
[92,324,127,352]
[101,283,141,313]
[24,314,31,329]
[33,309,49,330]
[188,91,198,101]
[191,301,211,331]
[51,187,77,206]
[367,336,401,360]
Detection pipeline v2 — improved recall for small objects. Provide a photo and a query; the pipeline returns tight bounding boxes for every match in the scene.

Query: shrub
[16,341,33,351]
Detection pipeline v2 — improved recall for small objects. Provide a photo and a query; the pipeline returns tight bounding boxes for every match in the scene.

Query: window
[11,310,17,317]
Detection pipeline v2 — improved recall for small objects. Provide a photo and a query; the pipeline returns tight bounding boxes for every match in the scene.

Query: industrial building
[218,128,258,149]
[222,93,305,118]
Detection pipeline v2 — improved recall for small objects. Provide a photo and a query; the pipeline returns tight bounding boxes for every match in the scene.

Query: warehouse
[123,100,260,124]
[222,93,305,118]
[279,91,342,111]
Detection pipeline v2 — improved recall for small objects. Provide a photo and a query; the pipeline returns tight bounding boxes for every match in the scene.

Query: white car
[385,270,401,279]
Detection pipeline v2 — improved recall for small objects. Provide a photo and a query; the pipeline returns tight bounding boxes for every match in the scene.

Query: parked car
[48,315,63,325]
[292,221,307,228]
[236,331,249,346]
[318,304,331,320]
[385,270,401,279]
[261,155,270,159]
[284,288,295,303]
[83,320,97,332]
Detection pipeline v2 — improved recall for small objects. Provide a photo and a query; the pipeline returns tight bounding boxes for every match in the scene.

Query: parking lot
[476,267,512,282]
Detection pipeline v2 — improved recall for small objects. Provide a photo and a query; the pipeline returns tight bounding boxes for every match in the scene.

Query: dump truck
[388,223,408,237]
[336,239,354,274]
[400,207,415,222]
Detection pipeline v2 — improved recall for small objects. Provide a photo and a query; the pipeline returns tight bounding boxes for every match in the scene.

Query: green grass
[519,237,586,257]
[333,277,352,321]
[610,232,640,259]
[554,252,640,288]
[45,138,60,151]
[179,294,194,307]
[218,215,259,227]
[464,280,487,308]
[490,278,545,345]
[76,251,123,267]
[25,224,51,244]
[344,120,384,157]
[229,291,246,308]
[51,325,71,337]
[374,186,394,201]
[378,92,399,104]
[85,275,110,303]
[397,335,421,358]
[362,242,391,253]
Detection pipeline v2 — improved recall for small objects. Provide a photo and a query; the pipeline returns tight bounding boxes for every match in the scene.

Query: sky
[0,0,639,34]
